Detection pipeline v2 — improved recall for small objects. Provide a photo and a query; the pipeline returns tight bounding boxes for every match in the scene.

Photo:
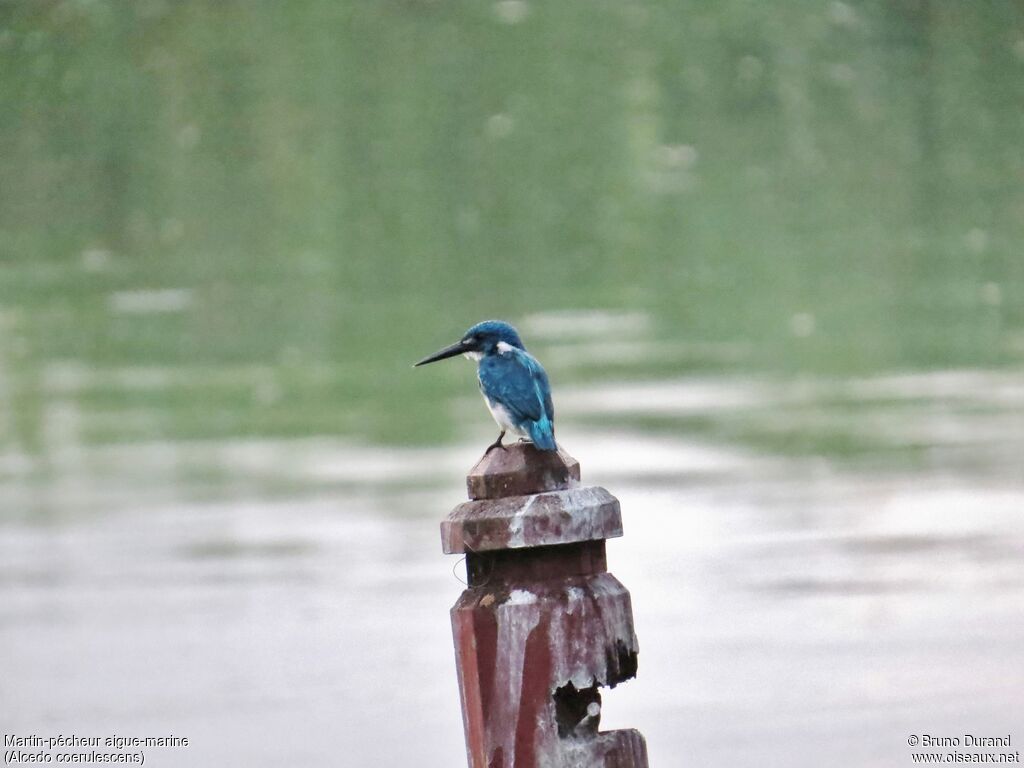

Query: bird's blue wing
[478,349,553,425]
[536,360,554,424]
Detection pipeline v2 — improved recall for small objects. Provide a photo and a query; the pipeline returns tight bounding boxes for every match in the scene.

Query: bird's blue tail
[528,417,557,451]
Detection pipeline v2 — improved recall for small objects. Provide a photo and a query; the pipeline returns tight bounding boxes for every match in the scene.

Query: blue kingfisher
[415,320,557,453]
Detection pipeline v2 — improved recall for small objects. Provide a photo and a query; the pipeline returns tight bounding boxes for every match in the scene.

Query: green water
[1,0,1022,452]
[2,6,1024,766]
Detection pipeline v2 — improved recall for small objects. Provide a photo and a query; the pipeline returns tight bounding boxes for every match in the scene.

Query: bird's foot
[484,431,507,455]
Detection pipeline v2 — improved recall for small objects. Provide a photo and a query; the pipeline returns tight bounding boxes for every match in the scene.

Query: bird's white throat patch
[496,341,515,355]
[462,351,483,361]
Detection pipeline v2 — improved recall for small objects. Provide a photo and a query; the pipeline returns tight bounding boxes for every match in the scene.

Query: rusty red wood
[442,443,649,768]
[465,444,581,501]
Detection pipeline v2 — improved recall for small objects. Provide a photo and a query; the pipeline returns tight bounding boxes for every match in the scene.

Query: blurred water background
[2,1,1023,766]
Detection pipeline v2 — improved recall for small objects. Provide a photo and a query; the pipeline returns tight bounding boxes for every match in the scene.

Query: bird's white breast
[483,396,523,435]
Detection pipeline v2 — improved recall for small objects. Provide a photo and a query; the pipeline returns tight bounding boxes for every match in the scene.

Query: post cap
[441,486,622,554]
[466,442,580,500]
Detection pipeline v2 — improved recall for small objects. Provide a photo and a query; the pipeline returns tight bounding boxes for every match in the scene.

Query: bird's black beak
[414,339,471,367]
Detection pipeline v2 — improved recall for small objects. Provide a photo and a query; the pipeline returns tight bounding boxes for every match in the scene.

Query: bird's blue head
[462,320,525,354]
[414,319,525,366]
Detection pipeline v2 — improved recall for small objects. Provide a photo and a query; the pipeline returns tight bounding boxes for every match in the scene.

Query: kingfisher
[414,319,557,453]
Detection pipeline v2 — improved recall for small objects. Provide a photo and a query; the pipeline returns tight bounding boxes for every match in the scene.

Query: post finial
[466,442,580,500]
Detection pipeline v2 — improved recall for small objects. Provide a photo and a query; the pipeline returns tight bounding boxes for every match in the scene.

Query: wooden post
[441,443,649,768]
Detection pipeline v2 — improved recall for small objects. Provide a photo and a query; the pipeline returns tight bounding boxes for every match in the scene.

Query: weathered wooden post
[441,442,649,768]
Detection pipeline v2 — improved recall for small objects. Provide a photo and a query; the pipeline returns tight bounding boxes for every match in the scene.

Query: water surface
[2,1,1023,765]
